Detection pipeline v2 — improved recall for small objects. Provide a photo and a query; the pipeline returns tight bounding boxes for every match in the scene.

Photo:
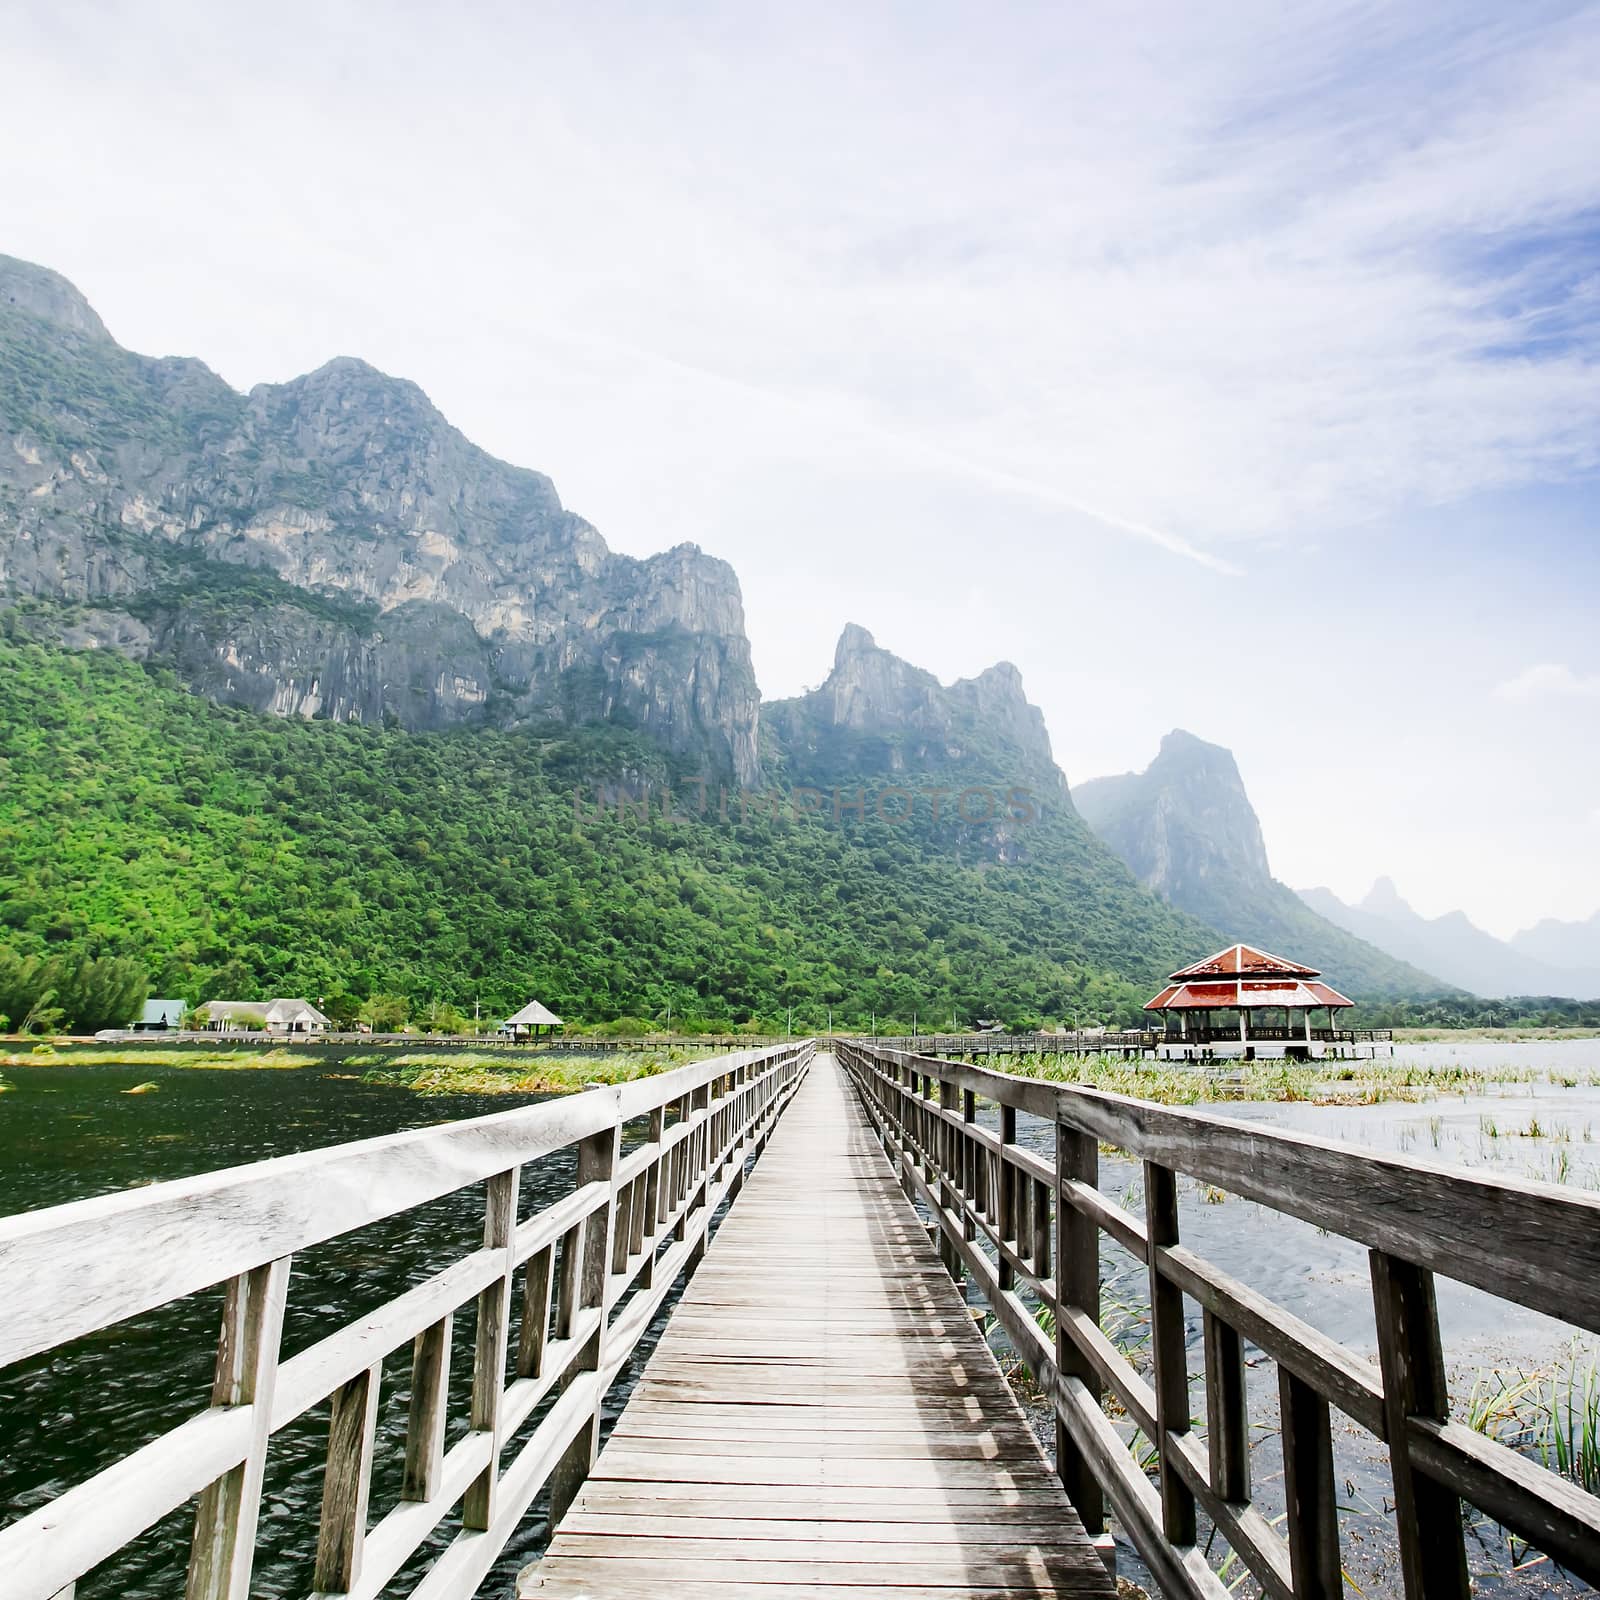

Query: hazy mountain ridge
[0,254,759,779]
[1301,880,1600,1000]
[1073,731,1453,998]
[1510,909,1600,976]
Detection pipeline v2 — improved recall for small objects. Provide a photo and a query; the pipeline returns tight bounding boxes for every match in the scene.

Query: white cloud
[1494,664,1600,703]
[3,1,1597,572]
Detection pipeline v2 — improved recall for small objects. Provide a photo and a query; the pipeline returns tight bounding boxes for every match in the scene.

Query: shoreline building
[1144,943,1385,1060]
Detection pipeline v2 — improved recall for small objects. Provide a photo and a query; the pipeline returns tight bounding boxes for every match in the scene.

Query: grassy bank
[0,1039,718,1094]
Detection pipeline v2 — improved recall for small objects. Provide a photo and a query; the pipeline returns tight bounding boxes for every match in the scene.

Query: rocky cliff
[765,623,1063,797]
[0,255,759,779]
[1074,730,1269,899]
[1074,732,1452,997]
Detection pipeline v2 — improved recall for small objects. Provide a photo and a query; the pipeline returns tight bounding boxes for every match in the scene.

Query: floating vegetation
[960,1051,1598,1109]
[360,1049,698,1097]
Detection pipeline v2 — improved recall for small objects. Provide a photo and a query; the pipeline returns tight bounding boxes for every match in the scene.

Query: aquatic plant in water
[1464,1348,1600,1496]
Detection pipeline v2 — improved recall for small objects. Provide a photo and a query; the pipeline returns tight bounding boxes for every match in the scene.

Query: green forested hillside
[0,638,1218,1031]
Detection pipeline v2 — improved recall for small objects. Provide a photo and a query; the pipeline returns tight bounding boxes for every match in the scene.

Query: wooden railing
[86,1031,789,1052]
[838,1041,1600,1600]
[876,1030,1160,1054]
[0,1039,812,1600]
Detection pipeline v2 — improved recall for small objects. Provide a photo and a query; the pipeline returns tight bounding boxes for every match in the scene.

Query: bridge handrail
[0,1039,814,1600]
[839,1040,1600,1600]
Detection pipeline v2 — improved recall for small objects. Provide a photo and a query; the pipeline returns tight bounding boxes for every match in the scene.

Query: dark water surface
[0,1061,663,1598]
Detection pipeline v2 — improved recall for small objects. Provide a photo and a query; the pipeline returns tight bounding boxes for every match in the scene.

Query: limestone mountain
[764,623,1060,794]
[0,254,759,779]
[1074,731,1450,998]
[1300,880,1600,1000]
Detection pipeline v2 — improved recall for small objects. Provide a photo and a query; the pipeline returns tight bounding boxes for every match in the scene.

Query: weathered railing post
[463,1165,522,1531]
[1143,1161,1196,1545]
[937,1076,962,1280]
[997,1104,1018,1291]
[405,1312,454,1497]
[548,1121,621,1524]
[1278,1368,1339,1598]
[685,1082,714,1272]
[1370,1250,1470,1600]
[961,1088,978,1245]
[186,1257,292,1600]
[312,1359,382,1591]
[1056,1125,1104,1541]
[1201,1309,1249,1504]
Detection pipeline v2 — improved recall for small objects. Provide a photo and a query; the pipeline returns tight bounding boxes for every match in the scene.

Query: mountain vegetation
[0,635,1212,1033]
[0,256,1472,1031]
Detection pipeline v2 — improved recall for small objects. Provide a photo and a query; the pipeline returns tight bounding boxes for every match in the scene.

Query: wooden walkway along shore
[524,1056,1115,1598]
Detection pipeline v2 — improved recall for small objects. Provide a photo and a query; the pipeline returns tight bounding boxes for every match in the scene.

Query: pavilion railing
[0,1039,812,1600]
[1161,1026,1393,1046]
[838,1040,1600,1600]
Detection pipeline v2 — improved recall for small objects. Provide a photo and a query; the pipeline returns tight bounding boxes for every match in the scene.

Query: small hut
[1145,943,1353,1057]
[500,1000,564,1043]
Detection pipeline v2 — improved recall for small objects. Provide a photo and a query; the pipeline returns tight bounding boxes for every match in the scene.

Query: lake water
[3,1043,1597,1598]
[0,1060,650,1599]
[995,1039,1600,1597]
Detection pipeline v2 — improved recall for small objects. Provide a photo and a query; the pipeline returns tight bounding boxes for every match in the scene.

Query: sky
[4,0,1598,938]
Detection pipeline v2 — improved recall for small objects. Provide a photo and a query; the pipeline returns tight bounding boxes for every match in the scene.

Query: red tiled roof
[1167,943,1322,981]
[1145,977,1354,1011]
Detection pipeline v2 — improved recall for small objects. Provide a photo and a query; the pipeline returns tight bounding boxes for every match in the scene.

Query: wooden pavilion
[500,1000,565,1043]
[1145,943,1355,1058]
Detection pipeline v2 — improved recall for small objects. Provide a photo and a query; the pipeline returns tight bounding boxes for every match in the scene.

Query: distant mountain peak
[1360,876,1412,918]
[766,627,1058,789]
[1074,735,1450,998]
[1074,730,1270,888]
[834,621,878,664]
[0,254,112,341]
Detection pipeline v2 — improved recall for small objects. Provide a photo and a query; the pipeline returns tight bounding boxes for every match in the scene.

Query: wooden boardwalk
[523,1056,1115,1598]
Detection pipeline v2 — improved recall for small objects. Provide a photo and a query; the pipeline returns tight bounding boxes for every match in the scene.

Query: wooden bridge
[1,1040,1598,1600]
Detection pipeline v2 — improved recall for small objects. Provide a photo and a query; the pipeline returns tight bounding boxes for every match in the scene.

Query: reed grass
[963,1049,1599,1109]
[1464,1348,1600,1496]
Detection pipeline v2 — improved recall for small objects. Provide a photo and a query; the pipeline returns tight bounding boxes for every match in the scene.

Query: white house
[200,1000,268,1032]
[264,999,331,1035]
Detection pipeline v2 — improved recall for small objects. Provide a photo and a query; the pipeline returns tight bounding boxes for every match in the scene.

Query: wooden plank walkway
[522,1055,1115,1598]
